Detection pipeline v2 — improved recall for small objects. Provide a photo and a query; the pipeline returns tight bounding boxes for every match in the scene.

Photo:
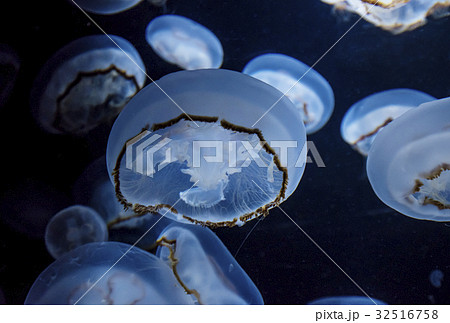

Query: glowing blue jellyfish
[145,15,224,70]
[0,44,20,108]
[322,0,450,34]
[31,34,146,136]
[45,205,108,259]
[107,69,307,227]
[156,223,264,304]
[25,242,195,304]
[308,296,386,305]
[429,269,444,288]
[367,97,450,221]
[71,0,143,15]
[341,89,435,155]
[243,53,334,134]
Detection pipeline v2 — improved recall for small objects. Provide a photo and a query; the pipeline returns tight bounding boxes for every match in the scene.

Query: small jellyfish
[145,15,224,70]
[71,0,143,15]
[106,69,307,227]
[155,223,264,304]
[322,0,450,34]
[45,205,108,259]
[243,53,334,134]
[0,44,20,108]
[25,242,195,304]
[308,295,387,305]
[31,34,146,136]
[341,89,435,155]
[367,97,450,221]
[429,269,444,288]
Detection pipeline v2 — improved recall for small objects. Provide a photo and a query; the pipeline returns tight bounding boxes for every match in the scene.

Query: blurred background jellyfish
[69,0,143,15]
[45,205,108,259]
[107,69,307,227]
[308,295,386,305]
[0,44,20,109]
[321,0,450,34]
[30,34,146,136]
[242,53,334,134]
[145,15,224,70]
[341,89,435,155]
[25,242,196,304]
[367,97,450,221]
[156,223,264,304]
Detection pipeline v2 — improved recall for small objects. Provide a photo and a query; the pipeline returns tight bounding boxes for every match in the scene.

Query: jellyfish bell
[25,242,195,304]
[341,89,436,155]
[69,0,143,15]
[242,53,334,134]
[322,0,450,34]
[145,15,224,70]
[367,97,450,221]
[156,223,264,304]
[106,69,307,227]
[31,34,146,136]
[45,205,108,259]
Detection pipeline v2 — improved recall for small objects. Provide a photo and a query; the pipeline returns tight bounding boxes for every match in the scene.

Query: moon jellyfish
[25,242,195,304]
[45,205,108,259]
[71,0,143,15]
[31,34,146,136]
[308,295,387,305]
[341,89,435,155]
[145,15,224,70]
[0,44,20,108]
[107,69,307,227]
[242,53,334,134]
[429,269,444,288]
[367,97,450,221]
[321,0,450,34]
[156,223,264,304]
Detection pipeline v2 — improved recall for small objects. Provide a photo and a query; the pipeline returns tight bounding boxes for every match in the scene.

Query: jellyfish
[341,89,435,155]
[321,0,450,34]
[367,97,450,221]
[145,15,224,70]
[242,53,334,134]
[429,269,444,288]
[156,223,264,304]
[70,0,143,15]
[25,242,195,304]
[106,69,307,227]
[308,295,386,305]
[0,44,20,108]
[30,34,146,136]
[45,205,108,259]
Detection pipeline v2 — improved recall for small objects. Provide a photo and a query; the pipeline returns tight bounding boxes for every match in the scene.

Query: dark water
[0,0,449,304]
